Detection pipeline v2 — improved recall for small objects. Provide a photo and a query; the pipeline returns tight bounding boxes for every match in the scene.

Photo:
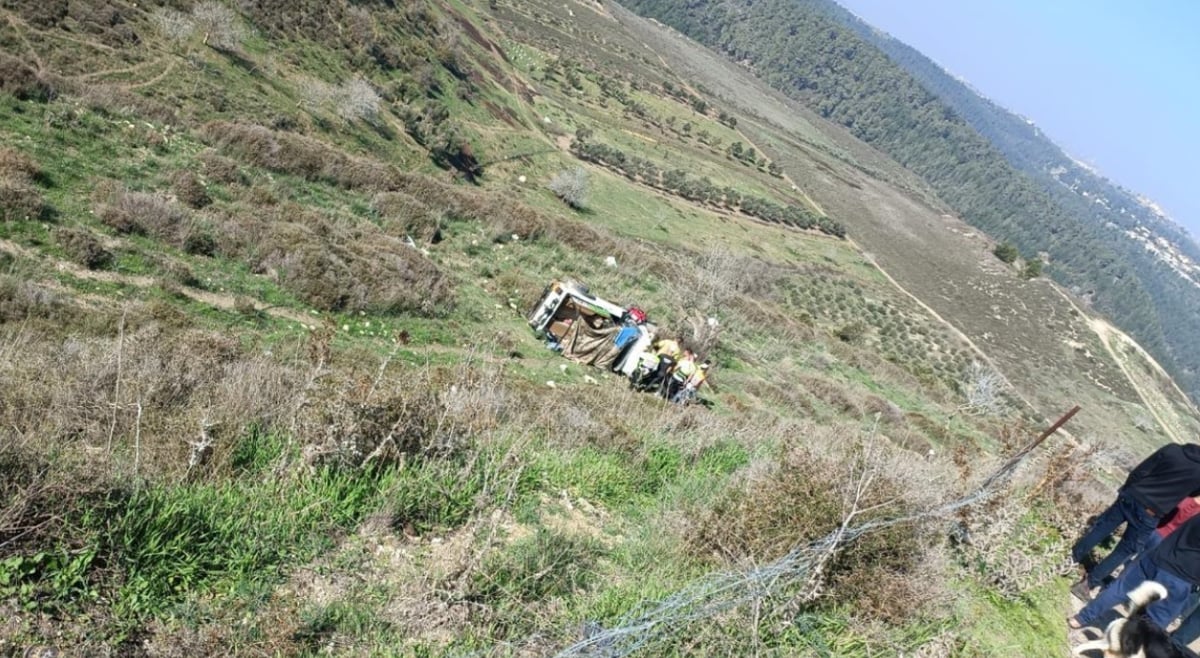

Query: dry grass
[0,302,300,480]
[76,82,177,125]
[199,121,398,190]
[0,276,74,325]
[685,427,955,624]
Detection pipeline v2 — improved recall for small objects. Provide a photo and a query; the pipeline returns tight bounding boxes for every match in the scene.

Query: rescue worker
[653,335,682,359]
[629,349,660,390]
[666,350,697,401]
[673,360,709,404]
[645,335,683,392]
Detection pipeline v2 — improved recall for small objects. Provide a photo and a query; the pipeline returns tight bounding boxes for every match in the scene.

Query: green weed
[471,527,605,603]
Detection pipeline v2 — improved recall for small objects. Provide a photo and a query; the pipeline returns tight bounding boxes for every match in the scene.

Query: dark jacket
[1153,512,1200,584]
[1122,443,1200,517]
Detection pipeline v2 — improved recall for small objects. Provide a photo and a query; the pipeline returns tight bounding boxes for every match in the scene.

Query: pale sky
[836,0,1200,236]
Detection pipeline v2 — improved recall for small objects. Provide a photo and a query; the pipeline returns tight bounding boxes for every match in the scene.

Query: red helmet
[626,307,647,323]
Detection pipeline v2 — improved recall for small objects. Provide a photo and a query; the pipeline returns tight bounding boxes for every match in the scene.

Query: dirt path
[1049,286,1191,444]
[126,58,177,91]
[0,238,315,326]
[845,237,1039,410]
[78,55,169,81]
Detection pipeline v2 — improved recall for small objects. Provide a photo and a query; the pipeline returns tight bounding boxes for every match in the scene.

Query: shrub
[1022,258,1043,279]
[198,149,245,185]
[182,222,218,256]
[0,53,56,102]
[548,167,589,209]
[256,211,455,316]
[836,321,868,344]
[427,123,482,181]
[199,122,398,190]
[0,182,50,222]
[0,148,51,222]
[172,171,211,209]
[372,192,442,242]
[688,439,942,624]
[163,260,201,287]
[0,148,44,184]
[93,185,189,241]
[993,242,1018,264]
[55,227,113,270]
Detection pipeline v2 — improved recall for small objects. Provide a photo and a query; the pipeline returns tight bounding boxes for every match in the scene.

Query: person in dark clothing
[1072,512,1200,637]
[1071,443,1200,594]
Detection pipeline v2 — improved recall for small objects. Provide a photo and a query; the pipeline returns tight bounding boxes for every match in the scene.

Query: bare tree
[299,78,381,123]
[683,246,779,315]
[297,77,335,112]
[153,8,197,42]
[548,167,589,209]
[959,361,1007,416]
[334,79,381,123]
[192,1,245,52]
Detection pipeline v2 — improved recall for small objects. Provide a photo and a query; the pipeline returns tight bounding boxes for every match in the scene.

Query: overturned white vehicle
[527,280,655,376]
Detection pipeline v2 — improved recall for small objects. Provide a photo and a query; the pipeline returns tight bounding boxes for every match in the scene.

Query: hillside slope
[0,0,1194,656]
[817,0,1200,403]
[619,0,1200,406]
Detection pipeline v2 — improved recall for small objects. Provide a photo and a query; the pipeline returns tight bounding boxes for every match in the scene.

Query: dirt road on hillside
[1049,285,1194,444]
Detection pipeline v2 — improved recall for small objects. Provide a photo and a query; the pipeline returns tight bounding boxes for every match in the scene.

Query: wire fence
[550,407,1080,657]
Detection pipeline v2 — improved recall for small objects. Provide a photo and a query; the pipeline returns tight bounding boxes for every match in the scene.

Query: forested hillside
[816,0,1200,403]
[620,0,1200,400]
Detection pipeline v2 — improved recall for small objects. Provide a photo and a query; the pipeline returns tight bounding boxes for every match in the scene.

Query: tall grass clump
[0,147,52,222]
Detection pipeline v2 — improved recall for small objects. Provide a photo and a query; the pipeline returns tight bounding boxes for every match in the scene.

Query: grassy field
[0,0,1192,656]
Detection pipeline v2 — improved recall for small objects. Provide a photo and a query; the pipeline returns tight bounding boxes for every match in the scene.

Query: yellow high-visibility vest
[654,339,681,359]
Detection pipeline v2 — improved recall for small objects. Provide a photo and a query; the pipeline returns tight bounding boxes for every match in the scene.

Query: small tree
[959,361,1007,415]
[548,167,589,210]
[1022,258,1043,279]
[191,1,245,52]
[993,242,1019,264]
[334,79,381,123]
